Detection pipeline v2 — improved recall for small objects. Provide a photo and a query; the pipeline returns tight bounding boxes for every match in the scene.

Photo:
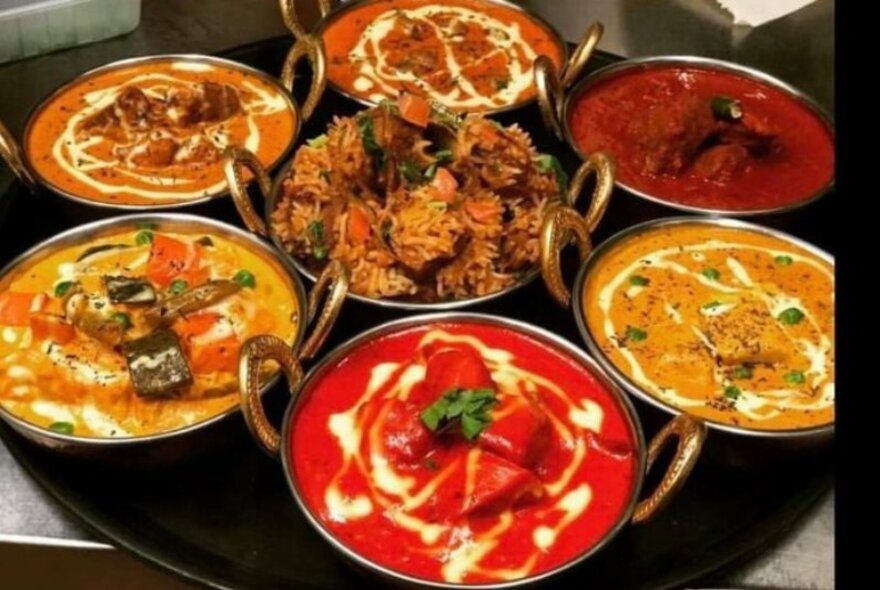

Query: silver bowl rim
[570,215,835,440]
[560,55,836,218]
[276,311,651,589]
[19,53,302,211]
[311,0,570,116]
[0,212,310,448]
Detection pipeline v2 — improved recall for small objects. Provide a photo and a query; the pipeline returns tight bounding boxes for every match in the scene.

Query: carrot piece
[0,292,47,326]
[464,201,498,223]
[147,235,203,287]
[29,313,76,345]
[348,206,371,244]
[431,168,458,203]
[397,92,431,128]
[175,312,222,340]
[189,334,241,374]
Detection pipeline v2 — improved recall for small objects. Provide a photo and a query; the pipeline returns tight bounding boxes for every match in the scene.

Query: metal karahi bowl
[0,213,348,464]
[0,44,325,211]
[238,312,707,588]
[535,55,836,217]
[539,213,835,461]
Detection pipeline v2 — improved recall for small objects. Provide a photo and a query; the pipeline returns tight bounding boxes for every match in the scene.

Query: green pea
[169,279,189,295]
[111,312,132,330]
[724,385,741,400]
[49,422,74,435]
[625,326,647,342]
[778,308,805,325]
[135,231,154,246]
[233,270,256,289]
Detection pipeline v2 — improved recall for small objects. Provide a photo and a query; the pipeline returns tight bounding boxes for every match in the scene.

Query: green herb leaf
[307,134,329,149]
[357,114,386,172]
[724,385,741,400]
[434,149,454,164]
[702,300,723,310]
[169,279,189,295]
[774,255,793,266]
[784,370,806,385]
[308,221,329,260]
[778,307,805,325]
[420,387,498,441]
[535,154,569,192]
[111,312,132,331]
[629,275,650,287]
[733,365,753,380]
[49,421,74,435]
[702,268,721,281]
[711,96,744,121]
[233,270,256,289]
[135,231,154,246]
[53,281,77,298]
[624,326,648,342]
[399,160,423,184]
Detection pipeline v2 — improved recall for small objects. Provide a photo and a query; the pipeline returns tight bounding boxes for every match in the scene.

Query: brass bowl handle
[279,0,334,39]
[631,414,707,524]
[239,334,304,456]
[560,22,604,90]
[299,259,350,362]
[281,35,327,122]
[0,120,36,190]
[222,146,272,237]
[535,56,565,142]
[540,152,615,307]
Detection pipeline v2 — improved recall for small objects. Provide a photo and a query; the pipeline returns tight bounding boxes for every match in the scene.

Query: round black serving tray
[0,36,834,590]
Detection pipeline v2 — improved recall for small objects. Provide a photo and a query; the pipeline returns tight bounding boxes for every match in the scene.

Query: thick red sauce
[568,66,835,212]
[290,322,638,583]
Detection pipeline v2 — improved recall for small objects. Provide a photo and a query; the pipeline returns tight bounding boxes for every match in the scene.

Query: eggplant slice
[104,276,157,304]
[123,329,194,398]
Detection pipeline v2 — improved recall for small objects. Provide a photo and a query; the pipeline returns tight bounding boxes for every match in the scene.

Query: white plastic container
[0,0,141,64]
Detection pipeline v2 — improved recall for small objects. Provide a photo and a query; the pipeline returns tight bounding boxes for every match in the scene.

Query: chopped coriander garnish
[111,312,132,330]
[169,279,189,295]
[53,281,76,298]
[49,421,74,435]
[733,365,753,380]
[629,275,650,287]
[784,370,806,385]
[774,255,793,266]
[308,220,329,260]
[307,134,329,148]
[724,385,741,400]
[399,160,423,184]
[434,149,454,164]
[702,268,721,281]
[702,300,723,310]
[421,387,498,440]
[624,326,648,342]
[357,114,385,172]
[135,231,154,246]
[778,307,805,325]
[423,163,439,181]
[535,154,569,192]
[233,270,256,289]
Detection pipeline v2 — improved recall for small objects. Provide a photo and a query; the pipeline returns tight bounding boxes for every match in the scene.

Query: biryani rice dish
[270,96,566,302]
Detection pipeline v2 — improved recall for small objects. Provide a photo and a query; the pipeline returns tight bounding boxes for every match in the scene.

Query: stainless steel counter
[0,0,835,588]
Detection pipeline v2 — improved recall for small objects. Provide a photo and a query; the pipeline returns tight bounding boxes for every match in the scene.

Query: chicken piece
[129,137,179,168]
[691,144,749,182]
[381,399,434,464]
[462,452,544,516]
[632,93,716,175]
[700,298,791,366]
[173,135,220,165]
[478,395,550,467]
[173,82,242,126]
[715,114,777,156]
[115,87,157,130]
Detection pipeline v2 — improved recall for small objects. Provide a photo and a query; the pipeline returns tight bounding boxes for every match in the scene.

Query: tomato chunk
[479,396,550,467]
[431,168,458,203]
[147,235,205,287]
[462,451,544,516]
[382,399,433,464]
[348,206,371,244]
[29,313,76,345]
[397,92,431,128]
[0,292,47,326]
[175,313,239,374]
[417,347,494,406]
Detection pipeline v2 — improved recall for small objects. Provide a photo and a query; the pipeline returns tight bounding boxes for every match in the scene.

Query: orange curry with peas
[25,59,296,207]
[582,224,834,431]
[0,226,299,438]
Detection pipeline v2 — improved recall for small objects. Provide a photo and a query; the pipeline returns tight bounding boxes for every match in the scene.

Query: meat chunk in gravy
[171,82,242,126]
[700,298,792,366]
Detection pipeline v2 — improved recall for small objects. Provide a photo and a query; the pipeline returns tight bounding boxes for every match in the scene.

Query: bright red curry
[290,322,638,583]
[568,66,835,212]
